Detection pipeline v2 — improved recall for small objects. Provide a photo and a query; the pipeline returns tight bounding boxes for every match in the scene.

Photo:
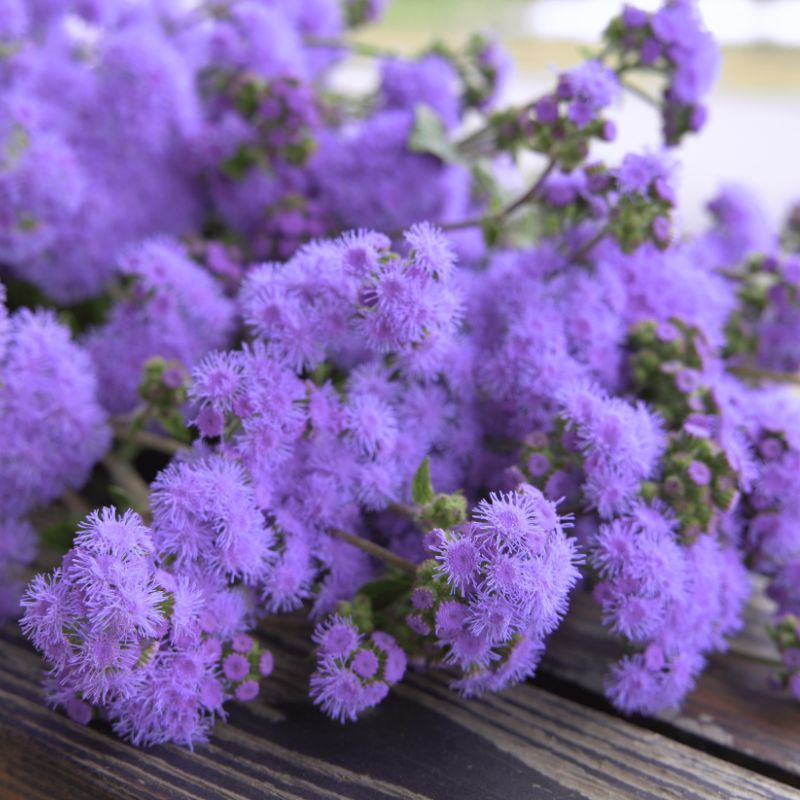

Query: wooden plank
[540,585,800,780]
[0,622,795,800]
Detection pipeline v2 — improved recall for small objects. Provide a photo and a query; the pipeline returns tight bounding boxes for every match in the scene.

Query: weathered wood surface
[2,612,799,800]
[541,585,800,782]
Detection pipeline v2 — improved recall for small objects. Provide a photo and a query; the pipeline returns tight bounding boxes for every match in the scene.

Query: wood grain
[1,618,797,800]
[541,586,800,781]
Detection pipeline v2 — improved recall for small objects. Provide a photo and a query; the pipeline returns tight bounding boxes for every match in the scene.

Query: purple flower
[560,382,665,517]
[622,5,649,29]
[0,307,109,519]
[592,506,749,714]
[419,487,581,694]
[616,152,675,197]
[687,460,711,486]
[22,502,272,747]
[310,615,405,723]
[85,238,234,413]
[380,54,461,131]
[557,60,620,128]
[259,650,275,677]
[432,533,481,592]
[223,653,250,681]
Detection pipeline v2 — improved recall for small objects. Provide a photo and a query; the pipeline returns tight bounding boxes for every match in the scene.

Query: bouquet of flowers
[2,0,800,748]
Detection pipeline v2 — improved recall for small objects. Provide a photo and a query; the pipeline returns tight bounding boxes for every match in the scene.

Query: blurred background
[355,0,800,228]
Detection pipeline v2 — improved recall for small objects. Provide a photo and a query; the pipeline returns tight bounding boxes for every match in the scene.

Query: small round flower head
[313,614,361,659]
[223,653,250,682]
[235,680,259,702]
[432,531,481,592]
[404,222,457,281]
[473,490,542,552]
[189,351,244,415]
[345,393,398,456]
[338,229,391,278]
[259,650,275,677]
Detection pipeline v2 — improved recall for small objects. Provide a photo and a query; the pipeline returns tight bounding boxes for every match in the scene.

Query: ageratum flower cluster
[0,286,109,618]
[5,0,800,749]
[22,467,275,747]
[413,487,581,698]
[310,615,407,722]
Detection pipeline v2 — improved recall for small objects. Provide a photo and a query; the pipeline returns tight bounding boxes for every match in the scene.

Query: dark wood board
[1,614,798,800]
[541,585,800,781]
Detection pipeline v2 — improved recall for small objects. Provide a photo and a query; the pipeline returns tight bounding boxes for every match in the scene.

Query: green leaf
[481,215,502,248]
[356,571,414,611]
[220,144,261,180]
[411,457,435,506]
[470,161,503,205]
[408,105,461,164]
[234,79,263,119]
[38,512,84,553]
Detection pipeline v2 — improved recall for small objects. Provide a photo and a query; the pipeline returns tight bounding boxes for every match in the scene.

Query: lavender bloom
[1,15,203,301]
[0,96,87,266]
[310,615,406,722]
[652,0,719,105]
[557,60,619,128]
[150,455,275,587]
[239,225,462,378]
[22,504,273,747]
[380,55,462,131]
[312,110,471,233]
[593,505,750,715]
[703,184,776,266]
[560,382,665,518]
[606,1,719,144]
[414,486,581,696]
[85,238,234,413]
[0,305,109,518]
[11,0,800,737]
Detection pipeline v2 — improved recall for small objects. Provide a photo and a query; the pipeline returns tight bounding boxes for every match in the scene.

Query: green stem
[456,103,531,156]
[729,365,800,387]
[620,80,660,108]
[328,528,417,575]
[568,227,607,263]
[435,159,557,235]
[102,454,152,519]
[304,36,397,59]
[387,502,418,521]
[111,419,191,456]
[501,160,557,218]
